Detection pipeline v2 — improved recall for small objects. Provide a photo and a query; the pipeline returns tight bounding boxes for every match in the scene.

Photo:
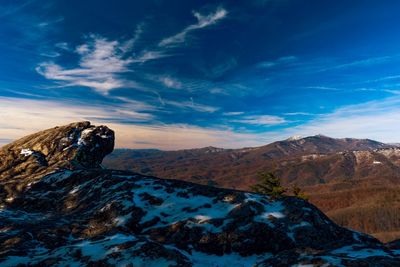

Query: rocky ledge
[0,122,114,201]
[0,122,399,266]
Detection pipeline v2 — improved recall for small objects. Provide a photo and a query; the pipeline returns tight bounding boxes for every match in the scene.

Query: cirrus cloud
[159,7,228,47]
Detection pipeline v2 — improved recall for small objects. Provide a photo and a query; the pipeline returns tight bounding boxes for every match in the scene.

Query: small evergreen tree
[292,184,308,201]
[251,172,286,199]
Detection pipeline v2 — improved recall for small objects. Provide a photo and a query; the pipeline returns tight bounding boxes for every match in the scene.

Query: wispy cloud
[256,55,396,77]
[36,8,226,94]
[114,96,156,111]
[305,86,341,91]
[0,97,267,149]
[36,34,135,94]
[257,56,297,68]
[0,96,153,127]
[130,50,170,63]
[159,7,227,47]
[35,7,229,98]
[230,114,287,126]
[0,0,36,19]
[283,112,314,116]
[319,56,392,72]
[199,57,238,78]
[223,111,245,116]
[164,98,219,113]
[55,42,69,51]
[39,51,61,58]
[120,23,144,53]
[159,75,183,89]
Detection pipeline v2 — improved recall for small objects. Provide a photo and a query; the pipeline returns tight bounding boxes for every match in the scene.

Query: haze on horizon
[2,0,400,150]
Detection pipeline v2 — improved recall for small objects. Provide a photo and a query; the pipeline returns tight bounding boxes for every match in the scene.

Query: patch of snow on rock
[20,149,34,156]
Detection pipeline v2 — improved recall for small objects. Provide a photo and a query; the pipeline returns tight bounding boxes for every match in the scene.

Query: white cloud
[223,111,245,116]
[320,56,392,71]
[131,50,170,63]
[159,7,227,47]
[114,96,156,111]
[257,56,297,68]
[159,76,182,89]
[283,112,314,116]
[305,86,341,91]
[231,115,287,126]
[55,42,69,50]
[40,51,61,58]
[36,35,134,94]
[121,23,144,53]
[164,98,219,113]
[36,7,228,96]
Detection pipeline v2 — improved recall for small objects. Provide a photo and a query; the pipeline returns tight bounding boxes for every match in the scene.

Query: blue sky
[2,0,400,149]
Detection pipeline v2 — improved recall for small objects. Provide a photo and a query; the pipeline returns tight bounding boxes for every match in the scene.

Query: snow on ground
[2,170,398,266]
[121,178,241,231]
[330,245,392,259]
[190,250,272,267]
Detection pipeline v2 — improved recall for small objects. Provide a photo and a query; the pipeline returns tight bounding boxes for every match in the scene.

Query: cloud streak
[230,114,287,126]
[159,7,227,47]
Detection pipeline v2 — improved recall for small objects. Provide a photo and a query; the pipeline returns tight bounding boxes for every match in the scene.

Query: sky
[2,0,400,149]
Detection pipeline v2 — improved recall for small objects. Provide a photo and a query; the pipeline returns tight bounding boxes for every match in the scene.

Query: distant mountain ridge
[104,134,393,187]
[104,135,400,242]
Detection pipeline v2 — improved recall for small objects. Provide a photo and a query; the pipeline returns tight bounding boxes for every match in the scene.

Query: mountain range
[104,135,400,242]
[1,122,400,265]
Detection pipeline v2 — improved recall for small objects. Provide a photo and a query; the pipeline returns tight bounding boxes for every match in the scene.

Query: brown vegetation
[104,135,400,242]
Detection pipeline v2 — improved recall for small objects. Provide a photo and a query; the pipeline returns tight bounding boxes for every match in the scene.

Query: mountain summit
[1,122,399,266]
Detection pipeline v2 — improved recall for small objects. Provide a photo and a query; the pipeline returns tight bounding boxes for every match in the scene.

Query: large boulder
[0,122,114,201]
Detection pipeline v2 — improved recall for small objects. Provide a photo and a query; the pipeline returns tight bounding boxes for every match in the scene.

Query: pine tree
[251,172,286,199]
[292,184,308,201]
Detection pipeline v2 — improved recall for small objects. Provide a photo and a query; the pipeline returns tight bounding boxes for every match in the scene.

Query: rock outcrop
[0,122,114,202]
[0,123,399,266]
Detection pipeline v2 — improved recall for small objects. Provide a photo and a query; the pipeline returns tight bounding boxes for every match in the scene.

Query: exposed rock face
[0,122,114,201]
[0,123,399,266]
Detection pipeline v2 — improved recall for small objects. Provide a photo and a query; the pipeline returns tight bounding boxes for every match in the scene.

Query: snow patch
[287,135,302,141]
[20,149,34,156]
[331,245,392,259]
[190,250,272,267]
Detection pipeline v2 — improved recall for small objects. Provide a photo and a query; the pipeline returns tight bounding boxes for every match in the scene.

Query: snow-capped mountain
[1,122,399,266]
